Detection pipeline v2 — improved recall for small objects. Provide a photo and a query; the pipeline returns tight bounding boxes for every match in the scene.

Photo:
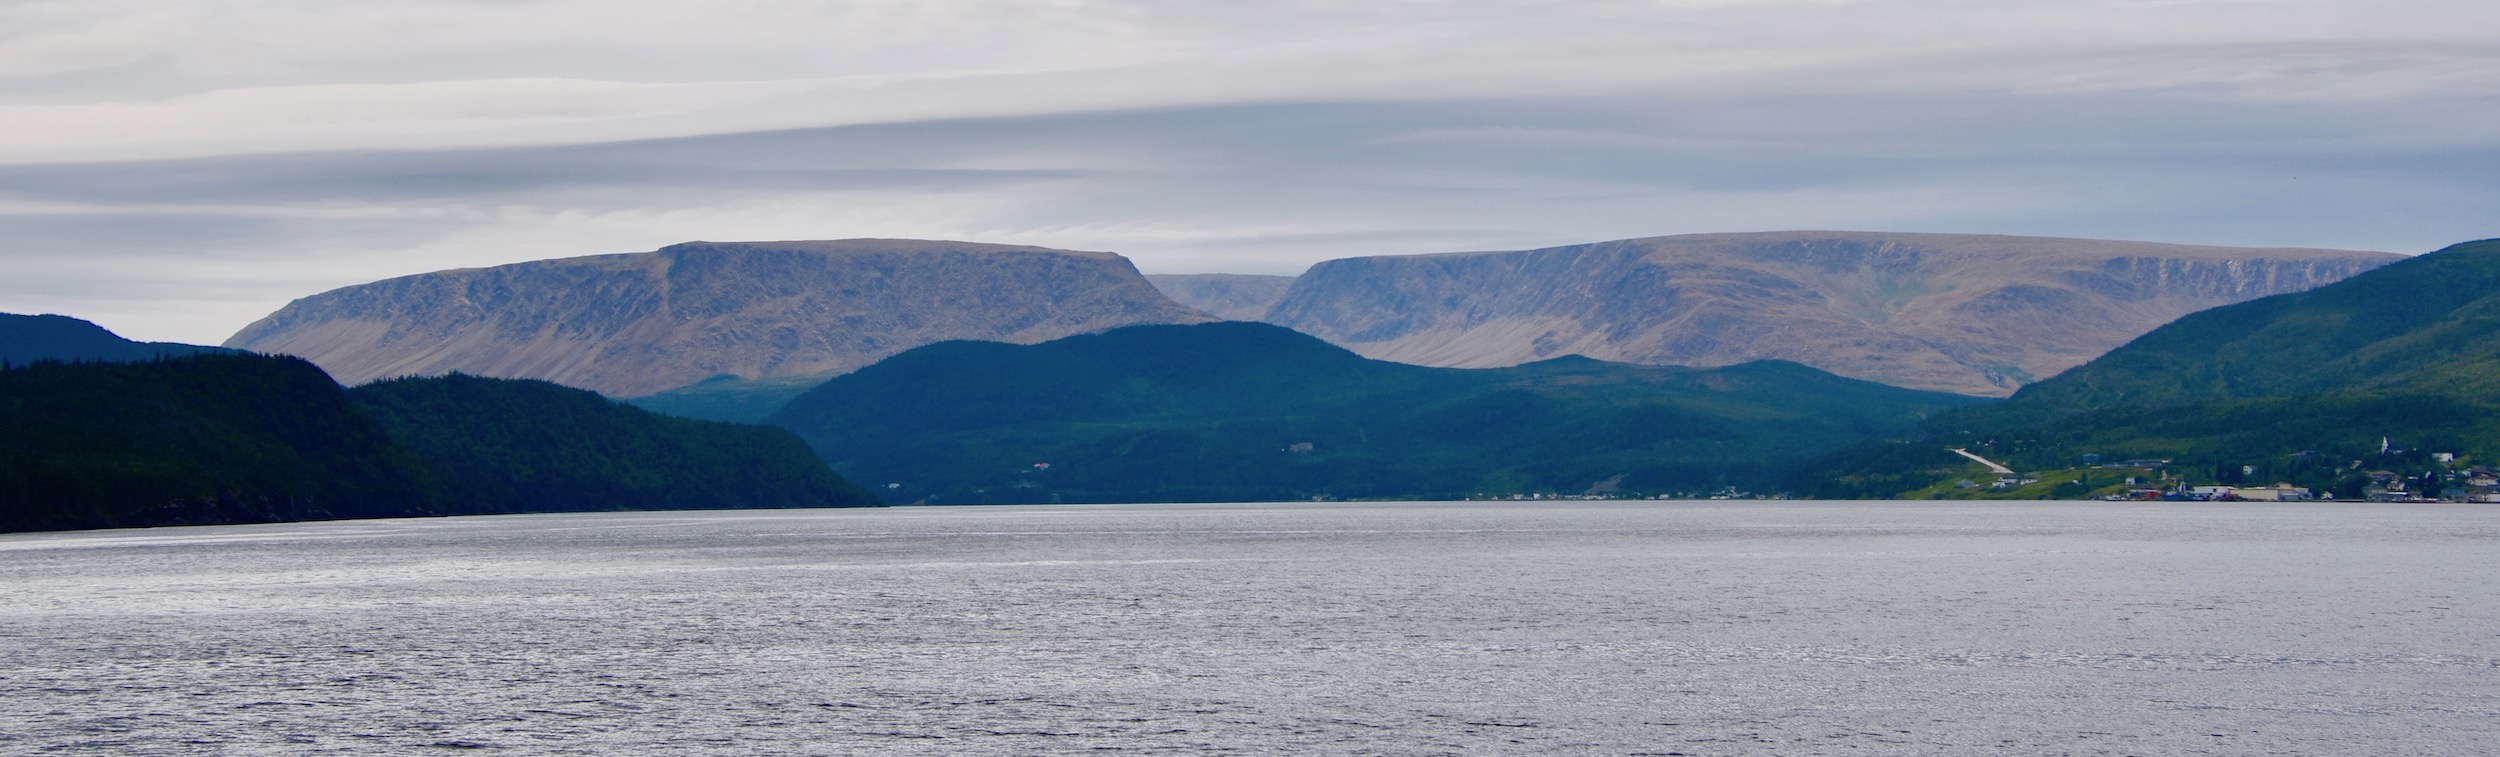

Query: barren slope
[1147,273,1298,321]
[1262,232,2397,396]
[227,239,1212,396]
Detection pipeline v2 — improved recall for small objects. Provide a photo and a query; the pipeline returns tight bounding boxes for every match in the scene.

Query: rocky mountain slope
[1261,232,2397,396]
[227,239,1213,396]
[1147,273,1298,320]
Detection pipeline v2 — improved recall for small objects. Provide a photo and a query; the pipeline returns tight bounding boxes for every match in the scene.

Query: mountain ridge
[1260,231,2397,396]
[226,239,1213,396]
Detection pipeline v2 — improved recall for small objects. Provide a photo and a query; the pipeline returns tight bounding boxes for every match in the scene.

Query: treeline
[0,353,875,533]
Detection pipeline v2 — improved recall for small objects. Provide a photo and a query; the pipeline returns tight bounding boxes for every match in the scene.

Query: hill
[0,353,440,532]
[1262,231,2395,396]
[1,352,876,533]
[1802,238,2500,497]
[225,239,1213,397]
[1,313,234,365]
[768,322,1985,504]
[1988,238,2500,410]
[351,374,876,513]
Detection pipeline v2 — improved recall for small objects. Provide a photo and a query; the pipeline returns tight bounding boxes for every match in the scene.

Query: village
[1949,441,2500,502]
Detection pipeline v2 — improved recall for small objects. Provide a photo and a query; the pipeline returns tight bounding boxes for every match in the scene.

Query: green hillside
[1802,238,2500,498]
[769,322,1985,504]
[353,374,877,513]
[2004,238,2500,411]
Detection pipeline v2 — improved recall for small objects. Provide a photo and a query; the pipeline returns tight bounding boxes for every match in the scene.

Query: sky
[2,0,2496,344]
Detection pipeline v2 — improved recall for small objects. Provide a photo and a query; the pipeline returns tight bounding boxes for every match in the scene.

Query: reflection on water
[4,501,2497,754]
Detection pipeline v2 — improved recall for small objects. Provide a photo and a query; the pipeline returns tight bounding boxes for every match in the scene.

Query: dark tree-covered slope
[0,353,439,532]
[352,374,877,513]
[1801,238,2500,497]
[770,322,1985,504]
[0,313,234,366]
[1,350,877,533]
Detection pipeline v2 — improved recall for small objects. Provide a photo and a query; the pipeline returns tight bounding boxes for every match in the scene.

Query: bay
[3,501,2496,754]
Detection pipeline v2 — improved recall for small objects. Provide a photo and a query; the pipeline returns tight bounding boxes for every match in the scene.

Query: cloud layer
[0,0,2496,343]
[8,0,2498,161]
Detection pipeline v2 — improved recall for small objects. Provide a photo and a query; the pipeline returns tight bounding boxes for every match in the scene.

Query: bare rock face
[1261,232,2398,396]
[1146,273,1299,321]
[226,239,1214,396]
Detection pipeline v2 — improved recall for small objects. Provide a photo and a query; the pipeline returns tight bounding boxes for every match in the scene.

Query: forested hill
[1997,238,2500,413]
[1,353,876,533]
[351,374,874,513]
[769,321,1986,504]
[0,313,234,365]
[1802,238,2500,498]
[0,353,439,531]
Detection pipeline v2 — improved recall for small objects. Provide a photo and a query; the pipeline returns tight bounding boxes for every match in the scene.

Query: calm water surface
[3,501,2497,755]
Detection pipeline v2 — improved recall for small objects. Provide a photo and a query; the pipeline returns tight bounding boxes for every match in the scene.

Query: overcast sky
[3,0,2497,343]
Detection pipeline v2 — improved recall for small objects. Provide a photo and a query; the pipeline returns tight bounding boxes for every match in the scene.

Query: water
[3,501,2497,755]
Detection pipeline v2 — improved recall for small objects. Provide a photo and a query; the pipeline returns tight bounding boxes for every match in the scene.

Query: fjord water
[4,503,2496,754]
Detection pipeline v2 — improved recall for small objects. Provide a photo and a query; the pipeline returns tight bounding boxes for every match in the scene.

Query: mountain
[351,374,876,513]
[1262,231,2396,396]
[767,322,1985,504]
[1,313,234,365]
[1147,273,1298,320]
[226,239,1214,397]
[1801,238,2500,498]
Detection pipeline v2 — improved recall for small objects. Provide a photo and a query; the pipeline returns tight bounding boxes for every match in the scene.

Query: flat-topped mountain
[1262,231,2398,396]
[1147,273,1298,320]
[226,239,1214,396]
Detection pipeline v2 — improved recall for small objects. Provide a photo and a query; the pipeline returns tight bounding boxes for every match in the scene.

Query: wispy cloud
[4,0,2496,160]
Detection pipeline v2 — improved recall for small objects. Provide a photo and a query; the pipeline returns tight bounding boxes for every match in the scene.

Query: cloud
[4,92,2495,343]
[2,0,2496,160]
[0,1,2495,343]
